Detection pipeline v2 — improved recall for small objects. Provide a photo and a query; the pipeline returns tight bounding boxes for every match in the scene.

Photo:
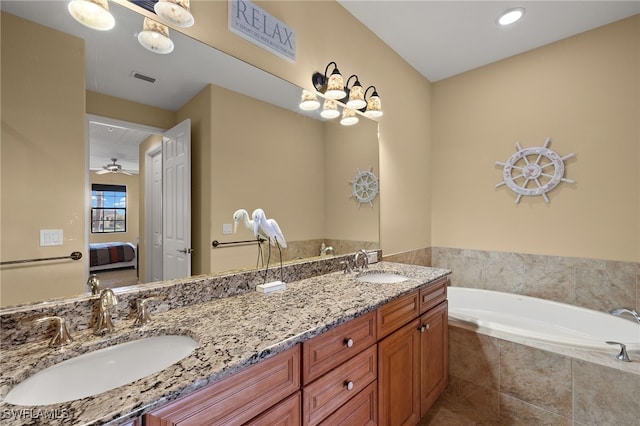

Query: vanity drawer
[319,380,377,426]
[377,290,420,339]
[244,390,301,426]
[302,311,376,385]
[302,345,377,426]
[144,345,300,426]
[419,277,448,314]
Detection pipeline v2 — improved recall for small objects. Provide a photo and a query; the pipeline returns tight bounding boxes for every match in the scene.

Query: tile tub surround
[432,247,639,312]
[0,262,450,425]
[0,252,382,349]
[445,326,640,425]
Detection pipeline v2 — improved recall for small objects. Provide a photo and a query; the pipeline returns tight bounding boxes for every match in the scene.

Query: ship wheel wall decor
[350,167,379,208]
[496,137,575,204]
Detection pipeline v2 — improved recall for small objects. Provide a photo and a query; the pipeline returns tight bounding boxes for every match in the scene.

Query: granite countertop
[0,262,450,425]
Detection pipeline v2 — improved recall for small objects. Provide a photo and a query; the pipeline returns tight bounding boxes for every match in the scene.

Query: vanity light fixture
[138,17,175,54]
[320,99,340,119]
[340,108,359,126]
[67,0,115,31]
[312,62,347,100]
[497,7,525,26]
[345,75,367,110]
[154,0,195,28]
[299,90,320,111]
[362,86,383,118]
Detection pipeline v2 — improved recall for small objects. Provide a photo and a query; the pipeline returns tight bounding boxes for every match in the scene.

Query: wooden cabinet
[144,345,300,425]
[244,391,301,426]
[302,311,378,425]
[319,381,378,426]
[378,277,449,425]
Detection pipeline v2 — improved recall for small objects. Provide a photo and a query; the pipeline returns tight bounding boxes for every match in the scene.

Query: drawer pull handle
[345,380,354,391]
[344,338,354,348]
[418,325,425,333]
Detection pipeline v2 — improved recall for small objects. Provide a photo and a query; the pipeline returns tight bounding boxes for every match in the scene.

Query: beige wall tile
[500,393,572,426]
[573,359,640,425]
[449,327,500,390]
[499,341,573,418]
[443,375,500,421]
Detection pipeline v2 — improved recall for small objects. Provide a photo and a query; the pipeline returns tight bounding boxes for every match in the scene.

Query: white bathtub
[447,287,640,351]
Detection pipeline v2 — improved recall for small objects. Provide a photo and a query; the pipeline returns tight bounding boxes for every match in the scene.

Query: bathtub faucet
[609,307,640,324]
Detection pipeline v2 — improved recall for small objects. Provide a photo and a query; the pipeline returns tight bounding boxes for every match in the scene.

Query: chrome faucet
[609,307,640,324]
[606,341,631,362]
[340,260,353,274]
[32,316,73,348]
[87,274,100,295]
[134,296,161,327]
[354,249,369,271]
[94,288,118,335]
[320,244,335,256]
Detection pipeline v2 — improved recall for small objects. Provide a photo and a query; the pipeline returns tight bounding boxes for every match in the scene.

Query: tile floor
[420,396,500,425]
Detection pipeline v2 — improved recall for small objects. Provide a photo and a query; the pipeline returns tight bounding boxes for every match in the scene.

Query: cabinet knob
[424,323,430,330]
[344,337,354,348]
[418,325,426,333]
[344,380,354,391]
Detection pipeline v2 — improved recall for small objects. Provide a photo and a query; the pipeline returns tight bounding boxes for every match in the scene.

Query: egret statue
[252,208,287,248]
[232,208,267,267]
[252,208,287,283]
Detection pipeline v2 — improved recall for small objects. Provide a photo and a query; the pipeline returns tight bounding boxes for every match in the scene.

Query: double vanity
[0,260,450,425]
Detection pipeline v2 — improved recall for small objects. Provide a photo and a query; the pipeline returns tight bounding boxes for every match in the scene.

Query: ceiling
[338,1,640,82]
[4,1,638,173]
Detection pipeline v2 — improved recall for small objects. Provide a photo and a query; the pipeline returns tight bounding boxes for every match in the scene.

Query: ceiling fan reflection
[96,158,133,176]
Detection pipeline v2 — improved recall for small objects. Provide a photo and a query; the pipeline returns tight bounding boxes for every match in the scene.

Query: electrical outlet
[222,223,233,235]
[367,251,378,264]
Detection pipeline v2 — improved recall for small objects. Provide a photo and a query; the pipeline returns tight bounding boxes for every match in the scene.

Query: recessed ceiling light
[497,7,525,26]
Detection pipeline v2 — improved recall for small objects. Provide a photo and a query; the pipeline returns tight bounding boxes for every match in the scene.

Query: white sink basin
[356,271,410,284]
[4,335,199,406]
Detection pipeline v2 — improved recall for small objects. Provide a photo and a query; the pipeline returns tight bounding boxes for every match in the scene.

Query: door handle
[177,248,194,254]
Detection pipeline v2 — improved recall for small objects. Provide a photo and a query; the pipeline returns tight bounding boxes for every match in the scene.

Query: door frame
[85,114,165,284]
[144,144,162,282]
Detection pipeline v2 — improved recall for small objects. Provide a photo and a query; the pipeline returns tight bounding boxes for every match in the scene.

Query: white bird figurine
[252,208,287,248]
[233,209,270,241]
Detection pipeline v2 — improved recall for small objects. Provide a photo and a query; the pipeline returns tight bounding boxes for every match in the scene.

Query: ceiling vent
[130,71,156,83]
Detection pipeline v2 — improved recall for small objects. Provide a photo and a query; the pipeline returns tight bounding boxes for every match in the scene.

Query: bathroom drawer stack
[301,310,378,425]
[141,276,448,426]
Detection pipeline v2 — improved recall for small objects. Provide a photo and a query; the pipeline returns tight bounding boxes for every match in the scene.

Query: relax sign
[228,0,296,62]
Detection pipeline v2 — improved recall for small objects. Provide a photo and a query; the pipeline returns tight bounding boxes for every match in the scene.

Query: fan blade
[121,170,133,176]
[96,169,109,175]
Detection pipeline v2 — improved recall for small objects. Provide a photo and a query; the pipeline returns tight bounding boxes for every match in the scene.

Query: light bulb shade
[346,83,366,109]
[325,71,346,100]
[138,18,175,54]
[320,99,340,119]
[340,108,359,126]
[67,0,115,31]
[299,90,320,111]
[154,0,195,28]
[364,95,383,118]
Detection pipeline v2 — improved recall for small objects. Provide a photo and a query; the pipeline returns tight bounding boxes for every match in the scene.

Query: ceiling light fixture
[312,62,347,100]
[154,0,195,28]
[345,75,367,110]
[320,99,340,119]
[67,0,115,31]
[138,17,175,54]
[299,90,320,111]
[362,86,383,118]
[497,7,525,26]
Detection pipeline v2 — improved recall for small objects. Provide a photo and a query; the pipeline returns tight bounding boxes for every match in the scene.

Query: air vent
[130,71,156,83]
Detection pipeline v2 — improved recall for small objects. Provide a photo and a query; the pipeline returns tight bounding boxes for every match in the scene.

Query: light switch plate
[40,229,63,247]
[222,223,233,235]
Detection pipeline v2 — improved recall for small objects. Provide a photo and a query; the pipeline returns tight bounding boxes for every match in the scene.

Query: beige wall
[432,16,640,263]
[88,171,139,246]
[1,13,86,305]
[117,0,433,259]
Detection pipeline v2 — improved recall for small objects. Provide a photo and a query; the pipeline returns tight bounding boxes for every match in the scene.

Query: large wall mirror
[0,0,379,307]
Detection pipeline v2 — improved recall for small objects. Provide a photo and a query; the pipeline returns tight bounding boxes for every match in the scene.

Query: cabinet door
[378,318,421,426]
[419,301,448,417]
[319,381,377,426]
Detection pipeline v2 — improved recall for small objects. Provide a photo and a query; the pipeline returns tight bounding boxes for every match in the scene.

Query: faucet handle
[606,341,631,362]
[33,316,73,348]
[87,274,100,294]
[340,260,352,274]
[134,296,162,327]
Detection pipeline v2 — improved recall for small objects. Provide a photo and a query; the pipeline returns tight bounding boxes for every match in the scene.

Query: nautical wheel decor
[350,167,379,208]
[496,137,575,204]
